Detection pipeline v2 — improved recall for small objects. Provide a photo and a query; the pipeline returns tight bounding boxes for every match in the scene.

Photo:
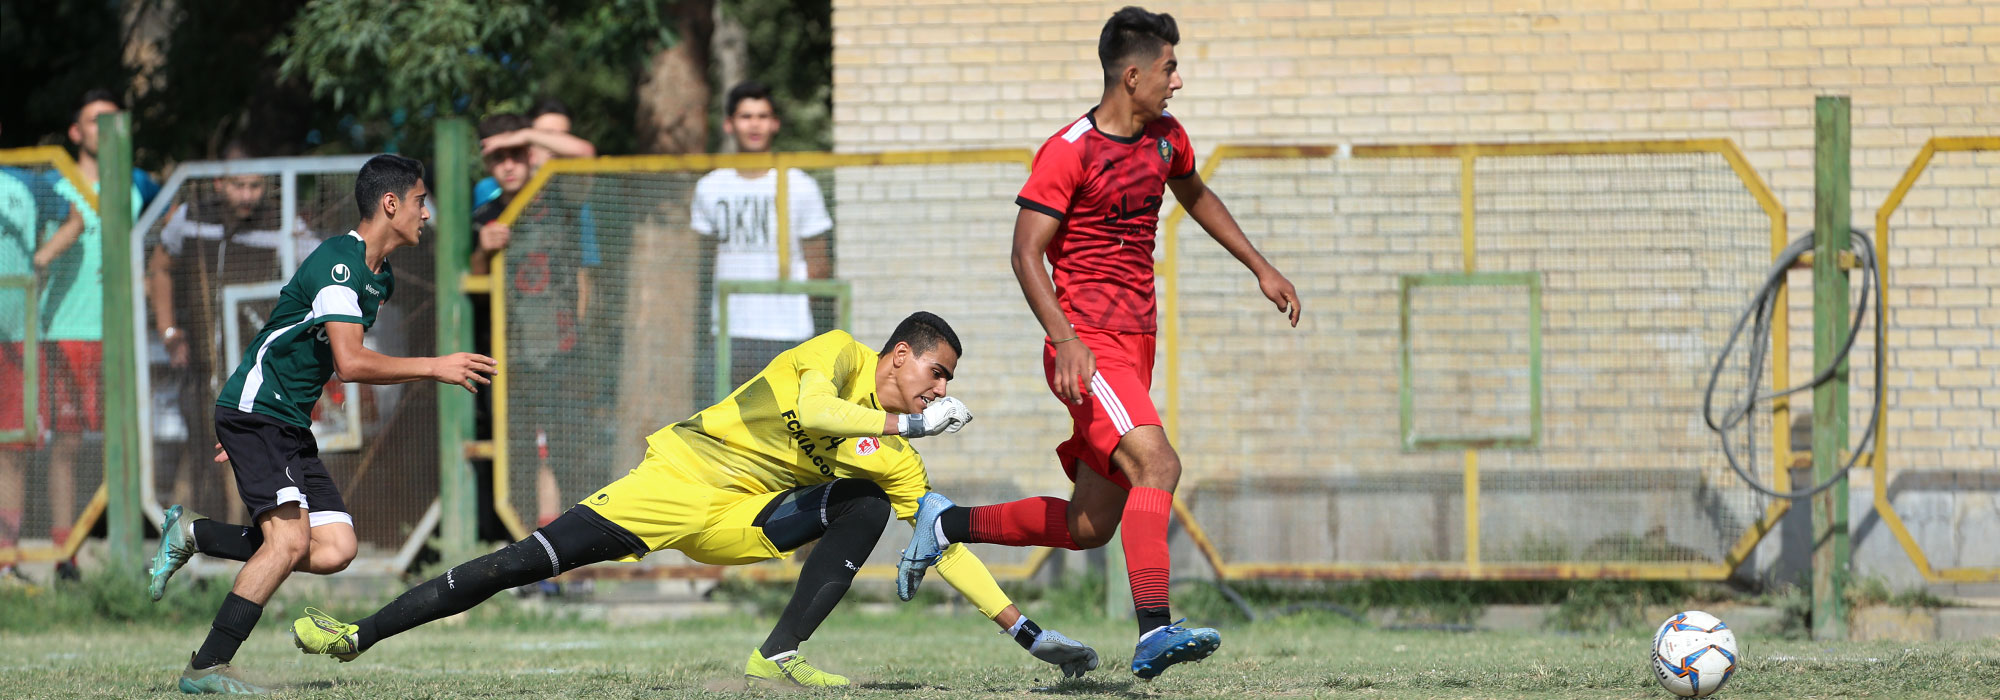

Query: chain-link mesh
[496,158,1050,571]
[500,147,1788,578]
[499,171,688,531]
[1871,148,2000,570]
[1471,153,1774,565]
[1173,148,1777,569]
[1406,279,1536,445]
[829,161,1047,570]
[0,158,101,563]
[138,160,437,556]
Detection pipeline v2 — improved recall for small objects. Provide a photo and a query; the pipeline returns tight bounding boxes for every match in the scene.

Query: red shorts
[44,341,102,433]
[1044,327,1159,491]
[0,343,25,445]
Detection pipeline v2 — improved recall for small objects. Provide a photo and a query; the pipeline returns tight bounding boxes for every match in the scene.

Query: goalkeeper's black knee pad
[756,478,891,552]
[824,479,892,527]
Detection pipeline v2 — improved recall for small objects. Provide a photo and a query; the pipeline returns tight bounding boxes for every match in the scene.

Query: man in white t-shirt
[691,81,834,394]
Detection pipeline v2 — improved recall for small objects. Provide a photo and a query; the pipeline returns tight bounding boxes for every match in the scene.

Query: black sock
[192,519,263,562]
[1137,606,1172,637]
[760,481,891,658]
[192,593,262,669]
[939,506,971,545]
[356,510,630,653]
[356,539,552,652]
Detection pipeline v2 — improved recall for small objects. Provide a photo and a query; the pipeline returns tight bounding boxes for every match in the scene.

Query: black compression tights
[758,479,893,658]
[354,510,632,652]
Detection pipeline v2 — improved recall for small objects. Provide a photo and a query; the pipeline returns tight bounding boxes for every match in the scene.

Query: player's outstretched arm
[1013,209,1095,405]
[326,322,495,392]
[1168,172,1302,327]
[933,543,1100,678]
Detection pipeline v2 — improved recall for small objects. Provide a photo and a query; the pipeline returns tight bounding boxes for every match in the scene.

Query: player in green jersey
[146,154,497,694]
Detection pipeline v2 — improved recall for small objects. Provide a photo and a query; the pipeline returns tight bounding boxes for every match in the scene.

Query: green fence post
[434,119,477,554]
[1812,95,1852,641]
[98,112,141,565]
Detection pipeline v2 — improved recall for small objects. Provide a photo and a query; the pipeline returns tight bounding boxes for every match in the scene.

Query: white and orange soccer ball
[1651,610,1739,697]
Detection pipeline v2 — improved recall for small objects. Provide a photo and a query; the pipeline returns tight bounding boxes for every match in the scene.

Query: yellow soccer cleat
[744,648,850,687]
[290,607,361,662]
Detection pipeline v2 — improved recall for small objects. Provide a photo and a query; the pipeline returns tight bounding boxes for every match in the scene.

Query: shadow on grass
[851,677,1144,697]
[1022,676,1144,697]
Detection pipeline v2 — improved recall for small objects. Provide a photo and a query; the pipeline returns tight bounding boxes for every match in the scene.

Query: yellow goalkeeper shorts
[578,463,788,566]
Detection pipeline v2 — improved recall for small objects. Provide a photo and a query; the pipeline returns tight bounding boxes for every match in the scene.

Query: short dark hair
[725,81,777,118]
[881,311,963,360]
[75,88,123,123]
[477,112,531,140]
[354,154,426,220]
[220,135,261,160]
[529,98,572,120]
[1098,6,1179,85]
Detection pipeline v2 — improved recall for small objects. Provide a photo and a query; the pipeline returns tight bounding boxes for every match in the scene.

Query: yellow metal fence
[0,147,106,566]
[467,139,1999,584]
[1872,136,2000,583]
[1161,141,1791,580]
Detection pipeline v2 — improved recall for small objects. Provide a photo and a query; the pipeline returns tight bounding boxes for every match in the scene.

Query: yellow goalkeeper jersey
[643,330,931,519]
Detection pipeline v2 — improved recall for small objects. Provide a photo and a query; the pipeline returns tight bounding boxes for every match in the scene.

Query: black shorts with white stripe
[213,406,350,526]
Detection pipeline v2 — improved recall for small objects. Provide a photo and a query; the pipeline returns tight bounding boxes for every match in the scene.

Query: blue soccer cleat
[895,492,955,601]
[1130,619,1221,680]
[149,505,197,601]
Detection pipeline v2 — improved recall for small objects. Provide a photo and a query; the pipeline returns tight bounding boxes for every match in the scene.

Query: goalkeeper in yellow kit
[291,312,1099,686]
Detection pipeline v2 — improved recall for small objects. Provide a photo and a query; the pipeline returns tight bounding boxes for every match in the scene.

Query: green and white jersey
[217,231,394,428]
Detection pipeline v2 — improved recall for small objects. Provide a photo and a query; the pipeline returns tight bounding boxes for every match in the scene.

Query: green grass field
[2,603,1997,699]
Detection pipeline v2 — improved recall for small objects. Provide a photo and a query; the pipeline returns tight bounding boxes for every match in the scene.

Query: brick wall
[828,0,1999,573]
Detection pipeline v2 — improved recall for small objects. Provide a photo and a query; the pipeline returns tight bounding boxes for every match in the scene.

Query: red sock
[966,497,1079,550]
[51,526,72,547]
[1123,487,1173,633]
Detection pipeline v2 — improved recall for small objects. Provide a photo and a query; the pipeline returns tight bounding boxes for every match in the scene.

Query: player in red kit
[896,5,1300,680]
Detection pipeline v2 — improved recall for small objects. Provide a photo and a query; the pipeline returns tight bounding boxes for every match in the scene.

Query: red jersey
[1016,109,1196,334]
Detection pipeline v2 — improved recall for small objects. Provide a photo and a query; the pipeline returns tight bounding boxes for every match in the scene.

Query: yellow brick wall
[829,0,2000,567]
[833,1,1995,205]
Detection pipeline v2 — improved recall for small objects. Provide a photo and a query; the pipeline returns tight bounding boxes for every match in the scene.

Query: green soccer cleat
[177,654,269,695]
[291,607,361,662]
[149,505,197,601]
[744,648,849,687]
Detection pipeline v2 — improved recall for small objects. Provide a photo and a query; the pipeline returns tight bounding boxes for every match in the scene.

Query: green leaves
[271,0,677,152]
[275,0,528,115]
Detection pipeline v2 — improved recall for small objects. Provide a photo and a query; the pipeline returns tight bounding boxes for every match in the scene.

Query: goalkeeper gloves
[897,396,973,438]
[1009,617,1099,679]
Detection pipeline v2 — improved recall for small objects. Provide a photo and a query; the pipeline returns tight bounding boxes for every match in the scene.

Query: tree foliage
[722,0,832,152]
[0,0,130,150]
[271,0,678,155]
[3,0,833,163]
[134,0,313,162]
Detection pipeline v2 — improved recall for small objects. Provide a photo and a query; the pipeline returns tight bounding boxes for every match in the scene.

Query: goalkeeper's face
[882,341,958,415]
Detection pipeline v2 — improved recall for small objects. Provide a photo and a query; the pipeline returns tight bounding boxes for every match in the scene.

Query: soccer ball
[1651,610,1738,697]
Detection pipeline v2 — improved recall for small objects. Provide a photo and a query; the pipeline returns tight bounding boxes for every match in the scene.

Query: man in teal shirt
[27,90,156,573]
[0,142,46,582]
